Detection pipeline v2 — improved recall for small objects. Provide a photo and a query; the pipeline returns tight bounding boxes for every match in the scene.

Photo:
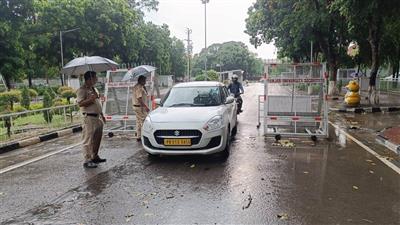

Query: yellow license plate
[164,139,191,146]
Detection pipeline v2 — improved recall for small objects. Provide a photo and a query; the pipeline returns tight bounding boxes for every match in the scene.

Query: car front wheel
[221,127,230,158]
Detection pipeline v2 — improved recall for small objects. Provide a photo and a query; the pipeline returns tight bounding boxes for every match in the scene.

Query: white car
[142,81,238,157]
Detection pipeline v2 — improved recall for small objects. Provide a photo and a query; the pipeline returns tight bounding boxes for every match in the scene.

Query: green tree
[195,70,219,81]
[169,37,186,79]
[245,0,353,89]
[331,0,399,85]
[0,0,34,88]
[21,87,31,109]
[0,90,22,110]
[192,41,262,80]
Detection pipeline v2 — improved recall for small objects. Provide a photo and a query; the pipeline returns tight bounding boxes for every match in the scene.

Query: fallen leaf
[190,164,195,168]
[371,163,376,166]
[125,213,134,222]
[369,170,374,174]
[166,194,174,199]
[303,171,309,174]
[362,218,373,223]
[365,159,373,163]
[352,186,359,190]
[156,176,163,179]
[277,213,288,220]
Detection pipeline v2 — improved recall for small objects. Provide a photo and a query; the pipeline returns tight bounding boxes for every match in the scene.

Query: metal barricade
[260,62,329,141]
[102,69,157,137]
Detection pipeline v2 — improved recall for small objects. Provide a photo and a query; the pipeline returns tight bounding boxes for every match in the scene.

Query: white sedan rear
[141,81,237,157]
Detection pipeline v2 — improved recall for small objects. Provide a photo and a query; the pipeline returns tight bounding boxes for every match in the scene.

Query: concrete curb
[0,125,82,154]
[330,106,400,114]
[376,134,400,155]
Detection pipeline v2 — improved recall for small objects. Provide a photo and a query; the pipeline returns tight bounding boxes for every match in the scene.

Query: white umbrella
[62,56,118,76]
[121,65,156,81]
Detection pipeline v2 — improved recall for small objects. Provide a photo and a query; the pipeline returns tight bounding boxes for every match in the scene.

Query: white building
[158,75,174,87]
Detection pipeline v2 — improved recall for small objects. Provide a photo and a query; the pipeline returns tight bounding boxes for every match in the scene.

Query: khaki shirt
[76,85,103,114]
[132,83,148,107]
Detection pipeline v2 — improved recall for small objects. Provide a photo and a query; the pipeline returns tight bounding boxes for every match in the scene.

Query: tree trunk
[396,47,400,78]
[4,75,12,90]
[367,15,382,87]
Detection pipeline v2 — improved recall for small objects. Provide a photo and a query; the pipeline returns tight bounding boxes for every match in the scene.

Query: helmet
[232,75,238,80]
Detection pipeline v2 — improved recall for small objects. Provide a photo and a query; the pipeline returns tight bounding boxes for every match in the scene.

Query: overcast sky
[144,0,277,59]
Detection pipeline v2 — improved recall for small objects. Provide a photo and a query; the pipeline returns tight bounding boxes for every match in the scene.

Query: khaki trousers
[82,116,104,162]
[134,107,148,138]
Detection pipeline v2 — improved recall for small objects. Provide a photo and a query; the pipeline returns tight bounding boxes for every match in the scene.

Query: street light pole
[201,0,209,77]
[60,27,80,86]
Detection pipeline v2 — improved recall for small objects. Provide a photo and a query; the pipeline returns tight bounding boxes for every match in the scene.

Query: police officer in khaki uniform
[77,71,107,169]
[132,75,150,142]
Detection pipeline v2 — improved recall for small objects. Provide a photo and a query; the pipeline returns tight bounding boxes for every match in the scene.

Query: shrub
[43,90,53,123]
[30,103,43,110]
[13,105,27,113]
[28,89,38,98]
[61,89,77,104]
[0,90,22,110]
[33,85,47,96]
[57,86,71,94]
[47,87,57,99]
[53,97,69,106]
[21,87,31,109]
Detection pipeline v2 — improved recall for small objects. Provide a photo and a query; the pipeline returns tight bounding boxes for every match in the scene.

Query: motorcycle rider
[228,74,244,113]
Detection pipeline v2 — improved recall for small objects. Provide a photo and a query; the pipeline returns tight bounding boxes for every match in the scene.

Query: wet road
[0,83,399,225]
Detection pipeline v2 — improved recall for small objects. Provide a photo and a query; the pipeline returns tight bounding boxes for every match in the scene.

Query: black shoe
[92,157,107,164]
[83,161,98,168]
[137,138,142,142]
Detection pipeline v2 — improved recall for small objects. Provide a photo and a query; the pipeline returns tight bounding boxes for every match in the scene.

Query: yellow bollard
[344,80,361,106]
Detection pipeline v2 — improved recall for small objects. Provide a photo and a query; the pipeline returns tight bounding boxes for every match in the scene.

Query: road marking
[329,121,400,175]
[0,143,81,175]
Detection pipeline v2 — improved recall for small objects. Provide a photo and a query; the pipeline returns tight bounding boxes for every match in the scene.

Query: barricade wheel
[108,132,114,138]
[311,135,317,142]
[275,134,281,142]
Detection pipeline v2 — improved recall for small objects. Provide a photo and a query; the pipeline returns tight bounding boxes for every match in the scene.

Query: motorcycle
[234,93,243,114]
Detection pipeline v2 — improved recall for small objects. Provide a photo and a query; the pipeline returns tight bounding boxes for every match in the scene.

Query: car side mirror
[154,98,162,106]
[225,96,235,104]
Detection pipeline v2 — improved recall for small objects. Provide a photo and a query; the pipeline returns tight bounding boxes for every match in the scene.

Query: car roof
[173,81,224,88]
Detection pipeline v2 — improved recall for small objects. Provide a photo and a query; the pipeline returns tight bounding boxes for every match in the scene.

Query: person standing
[76,71,107,169]
[132,75,150,142]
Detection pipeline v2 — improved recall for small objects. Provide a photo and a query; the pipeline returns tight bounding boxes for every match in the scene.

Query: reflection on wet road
[0,83,399,225]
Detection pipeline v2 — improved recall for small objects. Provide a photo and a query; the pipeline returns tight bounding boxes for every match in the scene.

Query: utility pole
[185,28,193,81]
[60,27,80,86]
[201,0,209,77]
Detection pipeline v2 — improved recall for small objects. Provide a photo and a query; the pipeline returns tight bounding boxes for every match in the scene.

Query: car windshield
[163,86,222,107]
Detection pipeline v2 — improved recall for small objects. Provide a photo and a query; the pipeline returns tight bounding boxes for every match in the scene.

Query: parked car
[141,81,237,158]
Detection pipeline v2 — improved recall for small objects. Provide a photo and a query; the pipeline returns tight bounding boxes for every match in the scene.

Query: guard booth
[101,68,157,137]
[218,70,243,85]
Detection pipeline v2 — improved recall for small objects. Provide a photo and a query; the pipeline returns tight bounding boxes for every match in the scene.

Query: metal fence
[0,104,82,145]
[379,79,400,94]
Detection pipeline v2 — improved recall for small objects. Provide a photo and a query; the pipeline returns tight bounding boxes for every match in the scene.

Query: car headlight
[203,115,223,131]
[142,117,153,132]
